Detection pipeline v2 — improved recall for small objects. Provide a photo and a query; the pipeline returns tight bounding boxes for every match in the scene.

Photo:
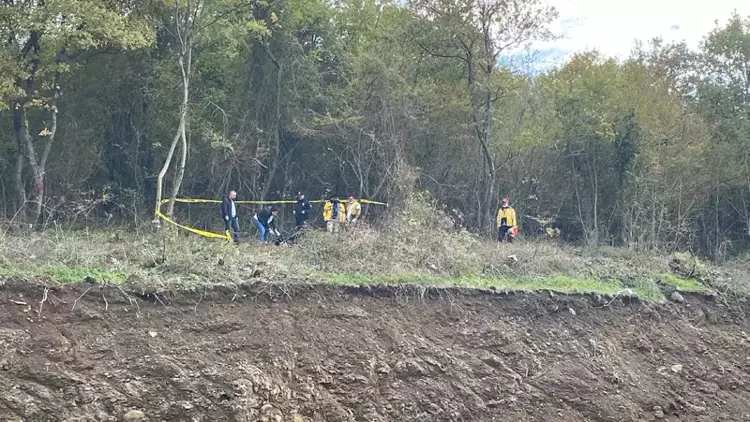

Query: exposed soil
[1,279,749,422]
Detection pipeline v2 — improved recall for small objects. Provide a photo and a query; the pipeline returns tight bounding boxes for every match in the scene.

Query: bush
[286,191,484,277]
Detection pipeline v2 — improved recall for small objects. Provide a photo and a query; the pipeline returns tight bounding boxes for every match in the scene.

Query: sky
[519,0,750,69]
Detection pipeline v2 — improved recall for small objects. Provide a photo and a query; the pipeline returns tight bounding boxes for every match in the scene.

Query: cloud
[524,0,750,62]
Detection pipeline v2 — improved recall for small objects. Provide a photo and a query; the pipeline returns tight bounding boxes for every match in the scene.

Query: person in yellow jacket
[496,197,517,242]
[323,194,346,233]
[346,196,362,223]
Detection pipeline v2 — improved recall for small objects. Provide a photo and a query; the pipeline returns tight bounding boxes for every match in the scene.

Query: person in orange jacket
[496,197,518,242]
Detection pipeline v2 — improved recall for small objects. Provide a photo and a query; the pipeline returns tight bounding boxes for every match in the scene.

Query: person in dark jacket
[253,205,279,243]
[294,193,312,228]
[220,190,240,243]
[288,193,312,244]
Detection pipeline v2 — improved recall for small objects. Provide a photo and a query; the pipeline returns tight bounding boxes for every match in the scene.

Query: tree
[693,13,750,256]
[0,0,152,223]
[410,0,556,232]
[153,0,272,217]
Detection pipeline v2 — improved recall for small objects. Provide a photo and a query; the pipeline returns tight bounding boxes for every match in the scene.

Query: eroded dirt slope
[0,280,749,422]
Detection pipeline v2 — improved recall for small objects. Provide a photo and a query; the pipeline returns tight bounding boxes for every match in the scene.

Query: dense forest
[1,0,749,258]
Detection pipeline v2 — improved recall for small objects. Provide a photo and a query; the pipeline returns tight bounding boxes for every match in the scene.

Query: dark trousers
[225,217,240,243]
[498,226,513,243]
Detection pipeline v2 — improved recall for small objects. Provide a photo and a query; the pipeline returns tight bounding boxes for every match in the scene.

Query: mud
[0,279,749,422]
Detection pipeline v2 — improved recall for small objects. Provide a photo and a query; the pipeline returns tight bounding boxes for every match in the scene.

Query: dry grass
[0,193,745,301]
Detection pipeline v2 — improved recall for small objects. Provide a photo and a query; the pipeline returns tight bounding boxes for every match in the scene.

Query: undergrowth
[0,192,745,301]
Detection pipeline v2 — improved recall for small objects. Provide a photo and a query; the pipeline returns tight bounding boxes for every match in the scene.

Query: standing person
[289,193,312,244]
[496,197,518,243]
[294,193,312,229]
[323,194,345,233]
[253,205,280,243]
[346,196,362,224]
[220,190,240,243]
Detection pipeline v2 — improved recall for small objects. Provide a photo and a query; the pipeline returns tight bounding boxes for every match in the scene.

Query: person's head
[297,192,305,201]
[330,194,339,202]
[348,196,356,203]
[229,190,237,200]
[271,206,279,216]
[502,197,509,208]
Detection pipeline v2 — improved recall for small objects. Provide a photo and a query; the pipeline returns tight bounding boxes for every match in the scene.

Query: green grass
[1,225,741,302]
[313,272,665,300]
[661,273,712,293]
[0,264,126,284]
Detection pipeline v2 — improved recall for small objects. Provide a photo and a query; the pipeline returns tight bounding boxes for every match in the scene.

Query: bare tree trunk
[155,4,194,218]
[154,118,183,215]
[714,175,720,259]
[168,125,188,216]
[568,143,587,243]
[590,152,599,247]
[14,140,26,222]
[260,45,282,201]
[650,184,657,249]
[14,106,53,224]
[167,47,192,217]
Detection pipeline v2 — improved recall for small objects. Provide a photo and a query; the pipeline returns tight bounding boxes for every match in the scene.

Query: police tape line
[154,196,388,241]
[155,209,232,241]
[159,197,388,206]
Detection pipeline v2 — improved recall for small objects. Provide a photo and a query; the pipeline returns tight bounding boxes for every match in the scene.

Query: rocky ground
[0,279,749,422]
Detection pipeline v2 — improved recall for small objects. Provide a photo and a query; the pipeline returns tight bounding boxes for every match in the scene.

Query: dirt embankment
[0,280,749,422]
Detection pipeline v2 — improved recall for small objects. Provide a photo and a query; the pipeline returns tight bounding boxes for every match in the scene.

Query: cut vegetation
[0,199,744,302]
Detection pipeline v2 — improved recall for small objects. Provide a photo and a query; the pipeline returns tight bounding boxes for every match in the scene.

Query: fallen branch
[117,286,141,318]
[594,288,635,309]
[71,286,92,311]
[194,287,206,316]
[153,292,167,308]
[37,287,49,318]
[102,292,109,311]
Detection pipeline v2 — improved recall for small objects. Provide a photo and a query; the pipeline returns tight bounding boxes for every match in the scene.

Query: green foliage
[0,1,748,261]
[0,264,126,284]
[0,0,154,107]
[661,274,711,293]
[5,223,742,301]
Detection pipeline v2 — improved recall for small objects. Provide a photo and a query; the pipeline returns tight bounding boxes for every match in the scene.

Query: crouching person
[253,205,279,244]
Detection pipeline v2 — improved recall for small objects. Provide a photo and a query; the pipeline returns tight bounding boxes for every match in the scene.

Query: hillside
[1,279,748,422]
[2,202,750,421]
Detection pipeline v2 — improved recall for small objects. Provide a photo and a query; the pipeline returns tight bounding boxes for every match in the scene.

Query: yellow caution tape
[154,196,387,240]
[159,197,389,206]
[154,209,231,241]
[360,199,389,206]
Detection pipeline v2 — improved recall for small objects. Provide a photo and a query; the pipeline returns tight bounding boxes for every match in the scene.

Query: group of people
[221,189,517,244]
[321,194,361,233]
[220,191,362,244]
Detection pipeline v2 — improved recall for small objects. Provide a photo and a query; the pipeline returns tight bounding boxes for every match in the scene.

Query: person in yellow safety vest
[323,194,346,233]
[346,196,362,223]
[496,197,518,243]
